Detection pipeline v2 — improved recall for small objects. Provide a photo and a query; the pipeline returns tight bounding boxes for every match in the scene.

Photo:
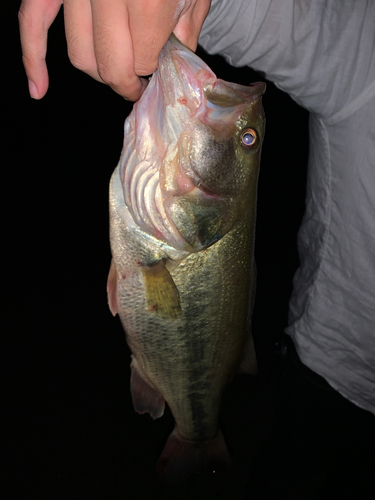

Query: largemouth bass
[107,35,265,482]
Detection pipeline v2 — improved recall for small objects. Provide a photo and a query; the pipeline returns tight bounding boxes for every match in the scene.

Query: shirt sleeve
[199,0,375,119]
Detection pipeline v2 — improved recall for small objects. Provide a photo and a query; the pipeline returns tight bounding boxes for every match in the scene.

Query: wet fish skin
[108,35,265,481]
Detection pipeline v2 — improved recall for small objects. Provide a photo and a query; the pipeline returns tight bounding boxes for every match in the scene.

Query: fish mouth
[187,169,220,198]
[174,159,222,199]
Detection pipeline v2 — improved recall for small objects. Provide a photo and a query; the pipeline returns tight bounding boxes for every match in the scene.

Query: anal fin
[130,357,165,420]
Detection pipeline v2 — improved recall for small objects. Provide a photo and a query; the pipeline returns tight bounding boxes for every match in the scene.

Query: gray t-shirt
[199,0,375,414]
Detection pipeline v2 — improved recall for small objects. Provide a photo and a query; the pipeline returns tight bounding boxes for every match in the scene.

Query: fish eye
[240,128,257,150]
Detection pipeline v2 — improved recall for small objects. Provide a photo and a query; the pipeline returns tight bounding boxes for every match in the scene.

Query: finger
[90,0,147,101]
[19,0,63,99]
[173,0,211,51]
[64,0,102,82]
[127,0,184,77]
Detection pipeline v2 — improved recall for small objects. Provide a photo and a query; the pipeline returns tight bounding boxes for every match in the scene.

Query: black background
[4,4,375,499]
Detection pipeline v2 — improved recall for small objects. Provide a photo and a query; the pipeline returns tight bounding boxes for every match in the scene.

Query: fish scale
[108,34,265,482]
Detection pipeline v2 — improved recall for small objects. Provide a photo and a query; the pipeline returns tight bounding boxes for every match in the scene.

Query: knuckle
[68,47,91,73]
[21,47,39,72]
[96,62,119,87]
[96,64,141,100]
[21,51,33,66]
[18,5,28,26]
[134,60,157,77]
[18,4,35,34]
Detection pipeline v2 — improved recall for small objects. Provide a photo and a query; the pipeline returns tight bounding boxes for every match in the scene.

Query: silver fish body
[108,35,265,481]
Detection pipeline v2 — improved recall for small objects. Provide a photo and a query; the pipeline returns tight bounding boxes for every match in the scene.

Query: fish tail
[156,427,231,483]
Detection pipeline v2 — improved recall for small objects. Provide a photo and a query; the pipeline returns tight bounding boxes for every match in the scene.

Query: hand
[18,0,211,101]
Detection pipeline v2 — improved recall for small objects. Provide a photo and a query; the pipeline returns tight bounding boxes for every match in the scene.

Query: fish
[107,35,266,482]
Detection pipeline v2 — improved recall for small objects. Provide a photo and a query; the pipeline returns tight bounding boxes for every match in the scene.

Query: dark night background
[4,4,375,499]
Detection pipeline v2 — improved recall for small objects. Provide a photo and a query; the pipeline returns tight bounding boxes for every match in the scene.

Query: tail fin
[156,428,231,484]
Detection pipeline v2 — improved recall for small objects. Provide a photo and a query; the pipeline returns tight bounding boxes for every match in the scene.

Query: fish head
[121,35,265,252]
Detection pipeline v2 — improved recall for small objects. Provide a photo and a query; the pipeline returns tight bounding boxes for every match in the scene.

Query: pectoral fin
[142,260,181,319]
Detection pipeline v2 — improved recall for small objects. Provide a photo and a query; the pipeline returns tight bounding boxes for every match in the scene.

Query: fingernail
[28,79,39,99]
